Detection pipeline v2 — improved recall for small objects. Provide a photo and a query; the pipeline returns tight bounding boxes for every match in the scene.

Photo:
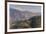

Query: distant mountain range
[10,8,41,22]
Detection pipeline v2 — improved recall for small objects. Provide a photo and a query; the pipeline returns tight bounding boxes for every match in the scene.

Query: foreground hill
[10,16,41,29]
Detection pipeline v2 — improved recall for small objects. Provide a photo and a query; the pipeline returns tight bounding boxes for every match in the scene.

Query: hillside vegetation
[10,16,41,29]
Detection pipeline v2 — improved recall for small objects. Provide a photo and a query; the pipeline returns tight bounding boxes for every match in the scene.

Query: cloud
[10,4,41,13]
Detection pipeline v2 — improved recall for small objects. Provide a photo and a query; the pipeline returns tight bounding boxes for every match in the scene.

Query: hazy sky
[10,4,41,13]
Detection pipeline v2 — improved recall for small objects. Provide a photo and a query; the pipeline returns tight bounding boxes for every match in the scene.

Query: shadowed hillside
[10,16,41,29]
[29,16,41,28]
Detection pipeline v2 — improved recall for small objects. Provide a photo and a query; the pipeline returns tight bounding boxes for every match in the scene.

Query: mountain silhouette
[10,8,41,21]
[10,8,41,29]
